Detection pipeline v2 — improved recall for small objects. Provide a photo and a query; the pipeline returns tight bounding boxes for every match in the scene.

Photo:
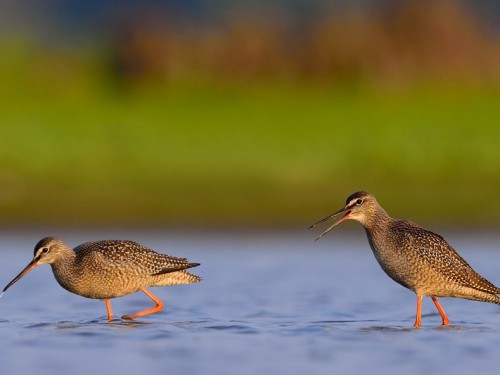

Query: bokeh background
[1,0,500,229]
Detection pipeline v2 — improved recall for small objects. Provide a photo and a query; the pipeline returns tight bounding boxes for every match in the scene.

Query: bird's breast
[366,232,417,291]
[51,261,147,299]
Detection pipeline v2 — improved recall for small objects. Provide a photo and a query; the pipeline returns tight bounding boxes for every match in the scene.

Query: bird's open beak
[2,259,40,293]
[308,206,351,241]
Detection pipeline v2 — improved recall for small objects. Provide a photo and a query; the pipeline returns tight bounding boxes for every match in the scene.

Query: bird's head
[309,191,379,240]
[2,237,68,294]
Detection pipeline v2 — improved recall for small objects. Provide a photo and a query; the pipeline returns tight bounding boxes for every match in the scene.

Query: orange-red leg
[121,287,164,320]
[105,299,113,321]
[414,295,423,328]
[431,296,450,326]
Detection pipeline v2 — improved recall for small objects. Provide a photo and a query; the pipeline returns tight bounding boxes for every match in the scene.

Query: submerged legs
[413,295,450,328]
[413,295,423,328]
[105,299,113,320]
[431,296,450,326]
[121,287,165,320]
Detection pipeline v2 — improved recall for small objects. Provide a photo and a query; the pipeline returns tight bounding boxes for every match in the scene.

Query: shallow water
[1,230,500,374]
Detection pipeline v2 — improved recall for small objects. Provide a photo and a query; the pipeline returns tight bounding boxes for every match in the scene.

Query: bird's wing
[75,240,195,275]
[407,229,499,295]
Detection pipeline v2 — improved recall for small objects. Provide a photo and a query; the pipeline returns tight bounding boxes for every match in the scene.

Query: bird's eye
[356,199,363,205]
[42,247,49,253]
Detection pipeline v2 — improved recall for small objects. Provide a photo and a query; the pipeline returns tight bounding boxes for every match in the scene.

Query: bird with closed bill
[2,237,201,320]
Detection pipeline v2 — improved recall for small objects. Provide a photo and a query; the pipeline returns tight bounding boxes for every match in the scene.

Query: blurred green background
[1,0,500,229]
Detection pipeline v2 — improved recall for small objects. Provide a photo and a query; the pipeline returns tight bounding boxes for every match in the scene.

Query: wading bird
[310,191,500,328]
[2,237,201,320]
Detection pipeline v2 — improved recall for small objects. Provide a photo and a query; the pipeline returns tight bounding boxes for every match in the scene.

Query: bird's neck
[50,248,78,289]
[55,248,77,267]
[361,206,398,260]
[362,206,392,234]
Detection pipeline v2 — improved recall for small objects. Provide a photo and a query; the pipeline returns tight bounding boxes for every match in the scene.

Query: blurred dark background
[1,0,500,229]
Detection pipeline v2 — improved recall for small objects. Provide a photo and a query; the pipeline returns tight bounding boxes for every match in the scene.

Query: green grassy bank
[1,49,500,228]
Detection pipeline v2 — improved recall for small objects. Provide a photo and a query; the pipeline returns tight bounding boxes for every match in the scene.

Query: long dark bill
[308,206,351,241]
[2,259,40,293]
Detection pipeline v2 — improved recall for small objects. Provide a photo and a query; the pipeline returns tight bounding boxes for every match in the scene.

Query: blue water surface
[0,229,499,374]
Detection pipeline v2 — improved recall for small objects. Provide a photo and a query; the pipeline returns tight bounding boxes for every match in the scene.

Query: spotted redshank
[309,191,500,328]
[2,237,201,320]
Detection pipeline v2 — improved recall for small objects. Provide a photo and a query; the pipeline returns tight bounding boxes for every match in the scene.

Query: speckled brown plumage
[310,191,500,328]
[3,237,201,320]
